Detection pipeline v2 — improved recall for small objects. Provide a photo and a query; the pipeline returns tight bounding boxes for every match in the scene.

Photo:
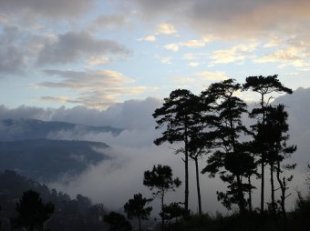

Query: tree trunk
[236,174,245,214]
[270,162,276,214]
[184,124,189,214]
[248,175,252,212]
[276,161,287,218]
[194,157,202,215]
[138,216,142,231]
[260,94,265,214]
[161,192,165,231]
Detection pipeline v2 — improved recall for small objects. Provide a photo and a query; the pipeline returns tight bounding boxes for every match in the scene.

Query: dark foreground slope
[0,170,109,231]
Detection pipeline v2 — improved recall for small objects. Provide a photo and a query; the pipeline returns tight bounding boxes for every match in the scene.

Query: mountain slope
[0,139,109,182]
[0,119,122,141]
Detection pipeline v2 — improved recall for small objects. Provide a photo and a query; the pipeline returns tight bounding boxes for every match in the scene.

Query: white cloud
[164,43,179,52]
[156,56,172,64]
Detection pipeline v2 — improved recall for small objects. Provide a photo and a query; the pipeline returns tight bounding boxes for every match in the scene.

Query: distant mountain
[0,139,109,182]
[0,119,122,141]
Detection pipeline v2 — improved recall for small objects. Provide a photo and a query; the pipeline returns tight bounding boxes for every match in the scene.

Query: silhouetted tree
[143,164,181,231]
[124,193,152,231]
[153,89,200,213]
[11,190,54,231]
[104,212,132,231]
[266,104,296,217]
[243,75,292,213]
[202,79,254,213]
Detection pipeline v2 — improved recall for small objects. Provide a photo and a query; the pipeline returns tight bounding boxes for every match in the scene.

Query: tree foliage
[124,193,152,231]
[104,212,132,231]
[144,164,181,231]
[11,190,54,231]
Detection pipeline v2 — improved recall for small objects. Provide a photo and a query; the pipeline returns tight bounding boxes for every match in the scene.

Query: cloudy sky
[0,0,309,109]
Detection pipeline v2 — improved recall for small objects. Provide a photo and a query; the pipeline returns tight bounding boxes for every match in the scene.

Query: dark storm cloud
[37,31,130,65]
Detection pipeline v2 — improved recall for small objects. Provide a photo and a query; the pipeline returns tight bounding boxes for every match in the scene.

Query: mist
[1,89,310,214]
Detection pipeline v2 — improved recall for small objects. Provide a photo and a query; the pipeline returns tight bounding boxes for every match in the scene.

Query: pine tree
[202,79,254,213]
[153,89,200,213]
[11,190,54,231]
[124,193,152,231]
[243,75,292,213]
[143,164,181,231]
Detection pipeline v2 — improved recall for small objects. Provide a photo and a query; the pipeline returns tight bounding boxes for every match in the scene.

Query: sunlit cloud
[155,23,177,35]
[138,35,156,42]
[164,37,213,52]
[39,69,146,109]
[255,47,309,68]
[210,43,257,64]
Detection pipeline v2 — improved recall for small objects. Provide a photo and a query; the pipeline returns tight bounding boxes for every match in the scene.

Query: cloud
[0,0,94,19]
[164,43,180,52]
[138,35,157,42]
[37,31,129,65]
[156,56,172,64]
[195,71,228,81]
[88,14,129,31]
[0,97,162,130]
[182,52,209,67]
[164,36,213,52]
[129,0,310,38]
[0,26,47,75]
[255,46,309,69]
[155,23,177,35]
[39,69,146,108]
[172,70,228,90]
[210,43,257,64]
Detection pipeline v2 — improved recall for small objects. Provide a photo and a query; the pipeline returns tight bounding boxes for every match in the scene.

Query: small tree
[11,190,54,231]
[124,193,152,231]
[143,164,181,231]
[161,202,187,223]
[104,212,132,231]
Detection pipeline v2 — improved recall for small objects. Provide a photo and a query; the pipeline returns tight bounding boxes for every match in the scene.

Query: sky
[0,0,309,109]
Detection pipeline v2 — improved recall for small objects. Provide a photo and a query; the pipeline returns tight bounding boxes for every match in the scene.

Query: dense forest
[0,75,309,231]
